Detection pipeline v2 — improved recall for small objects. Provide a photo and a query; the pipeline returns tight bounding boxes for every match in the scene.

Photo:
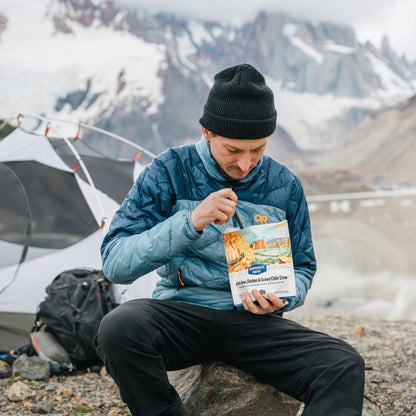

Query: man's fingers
[191,189,238,231]
[241,292,259,314]
[242,290,285,315]
[266,292,284,308]
[217,187,238,202]
[251,289,270,309]
[210,196,236,224]
[242,291,270,315]
[213,210,231,225]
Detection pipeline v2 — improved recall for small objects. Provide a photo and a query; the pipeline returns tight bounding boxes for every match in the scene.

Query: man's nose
[237,152,251,172]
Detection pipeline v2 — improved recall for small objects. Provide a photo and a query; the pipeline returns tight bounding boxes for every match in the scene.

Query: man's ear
[201,126,211,141]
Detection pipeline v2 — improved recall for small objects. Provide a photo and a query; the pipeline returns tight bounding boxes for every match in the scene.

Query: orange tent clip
[75,124,81,140]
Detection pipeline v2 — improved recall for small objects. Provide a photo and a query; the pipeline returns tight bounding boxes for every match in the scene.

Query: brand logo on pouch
[254,214,268,224]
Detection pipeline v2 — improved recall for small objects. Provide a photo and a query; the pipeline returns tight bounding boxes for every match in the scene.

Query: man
[96,63,365,415]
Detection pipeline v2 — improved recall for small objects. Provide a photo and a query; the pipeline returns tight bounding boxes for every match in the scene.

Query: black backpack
[33,268,119,367]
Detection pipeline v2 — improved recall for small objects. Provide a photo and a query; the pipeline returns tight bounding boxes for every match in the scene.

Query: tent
[0,119,159,352]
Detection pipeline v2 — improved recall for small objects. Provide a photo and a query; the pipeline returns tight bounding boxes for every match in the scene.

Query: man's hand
[242,290,286,315]
[191,188,237,232]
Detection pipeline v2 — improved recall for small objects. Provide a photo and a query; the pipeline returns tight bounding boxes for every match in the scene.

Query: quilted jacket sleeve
[100,158,201,284]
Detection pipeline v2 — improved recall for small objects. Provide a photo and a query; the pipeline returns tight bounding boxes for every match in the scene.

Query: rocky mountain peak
[49,0,121,33]
[0,12,7,37]
[1,0,415,157]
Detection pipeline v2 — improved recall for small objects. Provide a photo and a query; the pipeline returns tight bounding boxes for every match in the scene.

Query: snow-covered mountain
[291,94,416,193]
[1,0,415,157]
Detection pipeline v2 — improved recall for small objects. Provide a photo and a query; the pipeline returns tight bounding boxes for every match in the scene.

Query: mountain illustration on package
[222,220,296,306]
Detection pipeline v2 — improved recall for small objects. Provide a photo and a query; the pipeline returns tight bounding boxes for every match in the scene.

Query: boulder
[168,362,303,416]
[7,381,32,402]
[12,354,50,381]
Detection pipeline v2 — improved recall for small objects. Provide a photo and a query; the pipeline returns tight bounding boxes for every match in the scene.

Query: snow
[283,23,323,65]
[188,20,213,46]
[0,0,166,120]
[205,24,236,43]
[0,0,413,151]
[177,32,197,59]
[226,29,236,42]
[282,23,297,37]
[367,51,411,92]
[211,27,223,38]
[176,32,198,72]
[267,78,382,149]
[290,36,324,64]
[325,41,355,54]
[176,20,231,72]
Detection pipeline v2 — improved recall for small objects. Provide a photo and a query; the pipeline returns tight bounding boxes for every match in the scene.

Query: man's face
[202,128,268,181]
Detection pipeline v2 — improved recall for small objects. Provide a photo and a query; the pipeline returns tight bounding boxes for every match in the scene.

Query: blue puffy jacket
[101,138,316,312]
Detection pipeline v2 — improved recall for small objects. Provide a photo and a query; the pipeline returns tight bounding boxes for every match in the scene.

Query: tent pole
[13,113,156,158]
[0,164,32,295]
[47,124,110,231]
[5,113,158,231]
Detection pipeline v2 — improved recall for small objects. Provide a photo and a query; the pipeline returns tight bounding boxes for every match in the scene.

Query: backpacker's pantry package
[222,219,296,306]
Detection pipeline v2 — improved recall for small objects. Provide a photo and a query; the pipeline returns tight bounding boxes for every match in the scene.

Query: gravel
[1,314,415,415]
[294,314,416,415]
[0,370,129,415]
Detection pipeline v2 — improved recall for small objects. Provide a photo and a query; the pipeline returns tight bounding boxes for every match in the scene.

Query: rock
[168,362,302,416]
[352,326,366,337]
[99,366,109,377]
[7,381,32,402]
[1,315,414,415]
[12,354,50,380]
[31,402,54,414]
[0,359,11,379]
[362,398,383,416]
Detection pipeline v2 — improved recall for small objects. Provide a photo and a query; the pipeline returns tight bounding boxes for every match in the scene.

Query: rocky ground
[294,314,416,415]
[1,314,415,415]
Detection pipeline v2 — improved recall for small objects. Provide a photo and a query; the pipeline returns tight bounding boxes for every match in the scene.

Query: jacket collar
[195,136,263,185]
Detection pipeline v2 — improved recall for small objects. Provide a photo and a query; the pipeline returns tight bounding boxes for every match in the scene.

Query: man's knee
[346,345,365,379]
[327,340,365,383]
[96,298,157,356]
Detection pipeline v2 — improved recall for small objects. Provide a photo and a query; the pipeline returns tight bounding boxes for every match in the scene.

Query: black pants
[96,299,364,416]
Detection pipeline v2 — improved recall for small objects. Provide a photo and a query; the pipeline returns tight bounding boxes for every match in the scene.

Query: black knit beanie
[199,63,277,139]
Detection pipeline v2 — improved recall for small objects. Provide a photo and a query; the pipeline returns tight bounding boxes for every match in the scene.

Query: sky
[115,0,416,61]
